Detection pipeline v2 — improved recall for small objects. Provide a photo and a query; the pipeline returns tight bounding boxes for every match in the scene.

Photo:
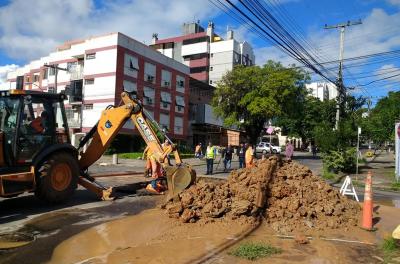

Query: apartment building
[306,82,338,101]
[150,21,255,86]
[6,32,190,142]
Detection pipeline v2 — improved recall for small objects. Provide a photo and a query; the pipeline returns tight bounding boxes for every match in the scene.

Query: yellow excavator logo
[137,116,156,142]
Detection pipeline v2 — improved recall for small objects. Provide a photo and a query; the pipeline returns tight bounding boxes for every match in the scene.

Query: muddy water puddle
[376,199,400,208]
[49,209,255,264]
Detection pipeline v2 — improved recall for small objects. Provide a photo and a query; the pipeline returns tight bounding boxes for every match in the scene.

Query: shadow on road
[0,181,149,225]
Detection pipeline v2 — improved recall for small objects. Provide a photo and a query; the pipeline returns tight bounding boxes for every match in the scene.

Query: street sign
[358,127,361,135]
[396,123,400,182]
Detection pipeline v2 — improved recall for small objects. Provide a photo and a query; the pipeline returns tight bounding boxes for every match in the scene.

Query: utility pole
[325,20,362,130]
[44,64,68,92]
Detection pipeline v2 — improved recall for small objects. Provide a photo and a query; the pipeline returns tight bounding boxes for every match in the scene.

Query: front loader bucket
[165,164,196,201]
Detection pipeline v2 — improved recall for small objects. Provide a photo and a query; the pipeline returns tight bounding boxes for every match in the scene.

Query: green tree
[276,96,336,142]
[362,91,400,145]
[212,61,309,144]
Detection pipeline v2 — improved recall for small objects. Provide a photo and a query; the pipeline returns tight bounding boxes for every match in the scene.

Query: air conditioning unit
[146,97,153,104]
[147,75,154,82]
[164,81,170,86]
[177,106,182,111]
[163,102,168,108]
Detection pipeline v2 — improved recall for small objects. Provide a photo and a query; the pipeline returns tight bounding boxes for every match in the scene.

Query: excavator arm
[76,92,195,200]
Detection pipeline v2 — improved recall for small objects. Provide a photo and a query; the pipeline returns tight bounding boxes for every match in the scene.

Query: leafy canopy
[212,60,309,143]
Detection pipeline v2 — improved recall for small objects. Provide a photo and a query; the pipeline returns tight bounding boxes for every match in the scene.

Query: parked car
[255,142,281,154]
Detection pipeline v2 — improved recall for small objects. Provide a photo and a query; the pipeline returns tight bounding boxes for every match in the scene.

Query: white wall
[84,49,117,76]
[84,76,116,101]
[306,82,338,101]
[181,42,208,56]
[118,33,189,74]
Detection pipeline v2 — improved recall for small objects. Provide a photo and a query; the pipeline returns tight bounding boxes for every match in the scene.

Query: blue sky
[0,0,399,102]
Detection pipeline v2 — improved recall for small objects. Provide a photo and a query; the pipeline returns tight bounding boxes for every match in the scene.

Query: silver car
[256,142,281,154]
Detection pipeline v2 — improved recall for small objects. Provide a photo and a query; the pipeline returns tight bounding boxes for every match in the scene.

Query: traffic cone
[361,171,375,231]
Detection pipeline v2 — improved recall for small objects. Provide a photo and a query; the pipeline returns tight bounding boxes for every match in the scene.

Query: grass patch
[391,181,400,191]
[322,165,337,180]
[118,152,142,159]
[380,237,400,262]
[228,241,282,261]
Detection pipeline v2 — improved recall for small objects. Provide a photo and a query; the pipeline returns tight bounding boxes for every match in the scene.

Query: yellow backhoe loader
[0,89,195,203]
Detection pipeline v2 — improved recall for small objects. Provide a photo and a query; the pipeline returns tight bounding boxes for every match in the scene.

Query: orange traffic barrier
[361,171,374,230]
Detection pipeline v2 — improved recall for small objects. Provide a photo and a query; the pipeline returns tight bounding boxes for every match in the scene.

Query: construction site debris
[165,157,361,232]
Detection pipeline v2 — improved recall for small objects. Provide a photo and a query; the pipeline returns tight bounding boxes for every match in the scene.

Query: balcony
[69,64,84,80]
[65,80,83,104]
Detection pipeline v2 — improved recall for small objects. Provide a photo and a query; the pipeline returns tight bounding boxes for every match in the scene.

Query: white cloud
[387,0,400,6]
[375,64,400,83]
[0,0,219,62]
[0,64,18,89]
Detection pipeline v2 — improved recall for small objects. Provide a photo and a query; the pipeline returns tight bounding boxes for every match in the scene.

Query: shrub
[322,148,356,173]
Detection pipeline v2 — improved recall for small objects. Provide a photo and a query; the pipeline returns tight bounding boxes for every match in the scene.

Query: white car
[256,142,281,154]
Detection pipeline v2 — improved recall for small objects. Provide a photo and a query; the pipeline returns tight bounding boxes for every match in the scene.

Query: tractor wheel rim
[51,163,72,191]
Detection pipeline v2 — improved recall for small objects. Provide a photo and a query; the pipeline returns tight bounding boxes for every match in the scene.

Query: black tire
[35,152,79,204]
[272,149,277,154]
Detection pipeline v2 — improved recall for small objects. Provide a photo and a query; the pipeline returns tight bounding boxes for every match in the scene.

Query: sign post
[356,127,361,180]
[395,123,400,182]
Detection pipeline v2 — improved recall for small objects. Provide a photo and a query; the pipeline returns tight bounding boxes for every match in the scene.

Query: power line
[359,73,400,86]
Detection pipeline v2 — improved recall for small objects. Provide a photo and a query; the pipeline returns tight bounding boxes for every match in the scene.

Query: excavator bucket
[165,164,196,201]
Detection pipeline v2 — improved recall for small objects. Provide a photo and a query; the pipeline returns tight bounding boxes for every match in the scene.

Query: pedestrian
[285,141,294,161]
[245,144,255,168]
[195,143,202,159]
[223,144,234,172]
[312,144,317,158]
[205,142,217,175]
[237,142,246,168]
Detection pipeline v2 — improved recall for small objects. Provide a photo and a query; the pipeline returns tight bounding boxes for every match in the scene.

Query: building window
[85,79,94,85]
[84,104,93,110]
[160,113,170,131]
[175,95,185,113]
[209,80,213,84]
[124,54,139,78]
[210,53,214,58]
[33,74,40,82]
[49,67,56,76]
[123,80,137,96]
[190,67,207,74]
[86,53,96,60]
[174,116,183,135]
[144,62,156,83]
[143,86,155,105]
[182,36,209,45]
[25,76,30,83]
[160,91,172,110]
[210,66,213,71]
[42,69,48,80]
[161,69,171,87]
[176,75,185,93]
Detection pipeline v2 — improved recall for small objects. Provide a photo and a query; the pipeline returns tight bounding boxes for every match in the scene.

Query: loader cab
[0,90,70,168]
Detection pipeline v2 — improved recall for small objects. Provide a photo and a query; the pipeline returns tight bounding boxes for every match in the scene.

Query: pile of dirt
[164,157,361,232]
